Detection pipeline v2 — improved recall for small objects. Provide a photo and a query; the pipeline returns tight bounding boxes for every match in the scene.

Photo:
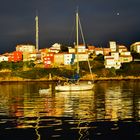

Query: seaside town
[0,41,140,70]
[0,14,140,81]
[1,1,140,139]
[1,13,140,75]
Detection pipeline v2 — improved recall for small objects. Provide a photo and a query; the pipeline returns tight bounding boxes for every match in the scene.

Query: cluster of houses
[0,41,140,69]
[104,41,140,69]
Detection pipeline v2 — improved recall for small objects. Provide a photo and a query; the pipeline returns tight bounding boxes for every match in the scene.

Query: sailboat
[55,11,94,92]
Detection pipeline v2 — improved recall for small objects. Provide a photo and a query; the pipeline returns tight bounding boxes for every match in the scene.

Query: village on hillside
[0,41,140,70]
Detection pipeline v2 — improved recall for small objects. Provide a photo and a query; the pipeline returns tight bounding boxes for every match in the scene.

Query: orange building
[8,51,23,62]
[43,53,54,68]
[103,48,111,55]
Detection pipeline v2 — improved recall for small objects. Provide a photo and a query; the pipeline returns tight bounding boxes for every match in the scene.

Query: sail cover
[73,73,80,80]
[68,73,80,83]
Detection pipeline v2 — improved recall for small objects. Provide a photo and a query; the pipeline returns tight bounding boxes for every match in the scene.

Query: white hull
[55,83,94,92]
[39,88,51,94]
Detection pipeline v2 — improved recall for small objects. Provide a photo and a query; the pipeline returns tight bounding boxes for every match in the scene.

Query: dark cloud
[0,0,140,53]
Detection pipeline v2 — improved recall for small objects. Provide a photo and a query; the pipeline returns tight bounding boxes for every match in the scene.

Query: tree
[131,51,140,59]
[0,61,12,70]
[119,62,140,76]
[23,61,35,68]
[60,45,68,52]
[94,54,104,62]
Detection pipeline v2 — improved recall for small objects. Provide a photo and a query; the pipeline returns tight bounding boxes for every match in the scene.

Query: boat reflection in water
[55,90,94,117]
[0,81,140,139]
[19,88,95,140]
[55,90,95,139]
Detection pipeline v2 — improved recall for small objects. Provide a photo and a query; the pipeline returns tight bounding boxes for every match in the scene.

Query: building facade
[130,42,140,53]
[16,44,36,53]
[8,51,23,62]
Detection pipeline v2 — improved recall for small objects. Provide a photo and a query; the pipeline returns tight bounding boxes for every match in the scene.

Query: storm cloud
[0,0,140,53]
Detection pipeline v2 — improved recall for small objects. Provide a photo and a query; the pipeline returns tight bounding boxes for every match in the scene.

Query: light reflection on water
[0,81,140,139]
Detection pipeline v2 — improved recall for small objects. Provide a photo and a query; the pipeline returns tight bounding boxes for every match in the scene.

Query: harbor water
[0,80,140,140]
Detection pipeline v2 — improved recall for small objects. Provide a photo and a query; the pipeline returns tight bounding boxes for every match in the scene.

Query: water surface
[0,81,140,139]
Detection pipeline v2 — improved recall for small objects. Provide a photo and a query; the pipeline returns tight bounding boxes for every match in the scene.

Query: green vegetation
[131,51,140,59]
[116,62,140,76]
[0,61,77,79]
[0,54,140,80]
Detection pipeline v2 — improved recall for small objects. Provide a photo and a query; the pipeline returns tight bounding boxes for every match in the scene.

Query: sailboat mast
[35,13,39,51]
[76,12,79,74]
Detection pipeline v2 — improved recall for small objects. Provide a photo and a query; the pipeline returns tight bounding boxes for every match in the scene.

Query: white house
[119,55,133,63]
[0,55,8,62]
[68,47,75,53]
[22,52,37,62]
[109,41,117,52]
[76,44,86,53]
[49,43,61,53]
[64,53,75,65]
[104,55,121,69]
[120,51,131,56]
[130,42,140,53]
[16,44,36,53]
[118,45,127,53]
[111,52,119,61]
[54,53,64,66]
[94,48,104,55]
[74,53,88,62]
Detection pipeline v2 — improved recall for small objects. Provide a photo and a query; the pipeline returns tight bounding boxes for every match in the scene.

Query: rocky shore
[0,75,140,83]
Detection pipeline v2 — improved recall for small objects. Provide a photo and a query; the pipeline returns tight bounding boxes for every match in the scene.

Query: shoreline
[0,76,140,83]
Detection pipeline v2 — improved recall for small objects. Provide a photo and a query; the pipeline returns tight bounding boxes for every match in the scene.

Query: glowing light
[117,13,120,16]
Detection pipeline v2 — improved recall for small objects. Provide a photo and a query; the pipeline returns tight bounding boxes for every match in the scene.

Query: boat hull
[39,88,51,94]
[55,83,94,92]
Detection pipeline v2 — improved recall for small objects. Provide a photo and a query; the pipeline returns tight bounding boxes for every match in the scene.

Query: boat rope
[78,15,86,45]
[78,13,94,82]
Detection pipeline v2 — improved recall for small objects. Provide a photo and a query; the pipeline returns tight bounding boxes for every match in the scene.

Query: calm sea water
[0,80,140,140]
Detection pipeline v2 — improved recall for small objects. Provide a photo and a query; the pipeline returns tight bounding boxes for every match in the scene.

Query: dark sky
[0,0,140,53]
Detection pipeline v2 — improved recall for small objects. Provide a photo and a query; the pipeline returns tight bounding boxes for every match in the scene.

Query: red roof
[95,48,103,51]
[120,55,132,57]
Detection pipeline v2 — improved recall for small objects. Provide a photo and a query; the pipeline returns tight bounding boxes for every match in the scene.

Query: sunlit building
[0,55,8,62]
[103,48,111,55]
[104,56,121,69]
[111,52,119,61]
[130,42,140,53]
[8,51,23,62]
[94,48,104,55]
[43,53,54,68]
[74,53,89,62]
[104,42,132,69]
[16,44,36,53]
[64,53,75,65]
[54,53,64,66]
[119,55,133,63]
[49,43,61,53]
[88,45,95,53]
[23,52,36,62]
[118,45,127,53]
[109,41,117,52]
[76,44,87,53]
[68,47,75,53]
